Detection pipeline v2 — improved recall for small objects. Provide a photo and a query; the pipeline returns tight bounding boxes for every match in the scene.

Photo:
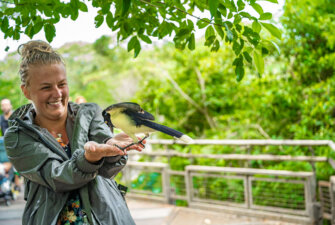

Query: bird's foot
[114,135,148,151]
[114,143,136,151]
[138,135,149,148]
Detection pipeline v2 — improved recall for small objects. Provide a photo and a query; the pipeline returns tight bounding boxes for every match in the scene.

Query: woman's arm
[4,127,102,192]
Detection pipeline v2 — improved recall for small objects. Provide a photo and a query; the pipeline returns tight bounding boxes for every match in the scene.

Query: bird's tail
[141,120,193,143]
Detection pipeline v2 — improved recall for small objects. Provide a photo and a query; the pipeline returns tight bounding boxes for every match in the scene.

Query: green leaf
[70,4,79,20]
[265,0,278,3]
[158,21,174,38]
[233,40,241,55]
[224,23,233,42]
[62,5,72,18]
[188,33,195,50]
[22,16,30,26]
[128,36,141,57]
[122,0,131,17]
[13,29,20,40]
[43,7,53,17]
[252,21,261,33]
[259,12,272,20]
[233,55,244,81]
[94,15,104,28]
[269,40,280,54]
[78,2,88,12]
[211,39,220,51]
[250,3,263,15]
[208,0,219,18]
[1,17,9,33]
[226,0,237,12]
[237,0,245,11]
[139,34,152,44]
[214,25,225,39]
[44,23,56,42]
[218,4,227,17]
[262,40,281,54]
[253,50,264,75]
[234,14,242,24]
[236,63,244,81]
[33,22,44,35]
[196,19,210,29]
[204,36,216,46]
[243,51,252,63]
[101,2,111,14]
[239,12,252,19]
[205,26,215,39]
[5,46,9,52]
[25,24,34,38]
[134,41,141,57]
[227,11,233,19]
[4,27,13,39]
[106,12,114,28]
[260,22,281,39]
[176,28,191,39]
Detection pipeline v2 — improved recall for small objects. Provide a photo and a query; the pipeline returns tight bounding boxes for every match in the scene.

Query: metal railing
[118,139,335,224]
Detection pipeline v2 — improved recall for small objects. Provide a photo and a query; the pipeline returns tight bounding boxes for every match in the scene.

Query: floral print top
[56,134,88,225]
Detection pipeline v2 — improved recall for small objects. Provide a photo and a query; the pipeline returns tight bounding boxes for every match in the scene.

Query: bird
[102,102,193,150]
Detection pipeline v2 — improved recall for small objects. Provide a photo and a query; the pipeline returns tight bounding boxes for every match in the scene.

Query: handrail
[147,139,335,151]
[128,151,328,162]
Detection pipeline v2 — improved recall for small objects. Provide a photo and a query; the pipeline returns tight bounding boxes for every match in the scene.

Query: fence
[118,139,335,224]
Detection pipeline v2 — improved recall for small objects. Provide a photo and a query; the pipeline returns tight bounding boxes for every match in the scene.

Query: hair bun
[17,40,64,86]
[18,40,53,58]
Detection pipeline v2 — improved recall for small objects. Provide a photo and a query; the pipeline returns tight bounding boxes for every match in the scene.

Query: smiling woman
[3,40,145,225]
[18,43,70,142]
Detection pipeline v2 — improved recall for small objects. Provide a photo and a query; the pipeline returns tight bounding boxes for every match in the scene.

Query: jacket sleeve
[4,127,103,193]
[87,103,128,178]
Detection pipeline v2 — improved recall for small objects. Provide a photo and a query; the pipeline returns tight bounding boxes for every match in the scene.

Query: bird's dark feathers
[105,102,155,122]
[122,107,154,127]
[104,102,141,112]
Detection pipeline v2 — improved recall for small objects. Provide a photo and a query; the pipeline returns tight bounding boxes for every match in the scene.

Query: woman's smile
[21,63,69,123]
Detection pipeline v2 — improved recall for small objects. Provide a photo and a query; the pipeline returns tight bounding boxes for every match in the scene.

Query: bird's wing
[123,107,155,127]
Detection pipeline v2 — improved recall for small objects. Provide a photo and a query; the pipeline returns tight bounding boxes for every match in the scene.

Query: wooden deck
[0,192,302,225]
[127,198,300,225]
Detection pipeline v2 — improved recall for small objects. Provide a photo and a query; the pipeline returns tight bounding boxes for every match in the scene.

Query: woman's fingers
[84,141,127,163]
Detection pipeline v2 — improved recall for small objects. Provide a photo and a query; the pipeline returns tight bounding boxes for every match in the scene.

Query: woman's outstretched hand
[84,133,145,163]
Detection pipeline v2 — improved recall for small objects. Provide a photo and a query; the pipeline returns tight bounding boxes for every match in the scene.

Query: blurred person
[4,40,144,225]
[0,98,21,191]
[0,98,13,136]
[75,95,87,104]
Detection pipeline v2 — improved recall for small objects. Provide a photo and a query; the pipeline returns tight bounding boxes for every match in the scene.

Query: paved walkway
[0,193,300,225]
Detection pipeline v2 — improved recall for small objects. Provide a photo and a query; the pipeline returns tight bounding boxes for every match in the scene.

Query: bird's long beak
[102,110,114,133]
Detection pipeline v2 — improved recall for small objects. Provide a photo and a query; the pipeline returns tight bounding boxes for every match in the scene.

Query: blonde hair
[18,40,65,86]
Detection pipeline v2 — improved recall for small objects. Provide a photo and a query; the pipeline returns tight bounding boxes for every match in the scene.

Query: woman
[4,40,143,225]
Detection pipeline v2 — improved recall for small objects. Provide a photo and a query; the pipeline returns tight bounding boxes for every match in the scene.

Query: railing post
[162,165,170,203]
[306,175,322,225]
[185,166,192,205]
[246,175,252,209]
[330,176,335,225]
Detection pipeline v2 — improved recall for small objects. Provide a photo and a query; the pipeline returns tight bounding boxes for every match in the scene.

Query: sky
[0,0,284,60]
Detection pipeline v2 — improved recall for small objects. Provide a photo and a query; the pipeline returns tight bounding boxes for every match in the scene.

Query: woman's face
[21,63,69,122]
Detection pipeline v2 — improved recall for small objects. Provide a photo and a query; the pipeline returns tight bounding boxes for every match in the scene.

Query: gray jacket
[4,102,136,225]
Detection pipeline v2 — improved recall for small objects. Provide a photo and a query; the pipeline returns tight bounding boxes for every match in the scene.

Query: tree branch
[195,68,217,128]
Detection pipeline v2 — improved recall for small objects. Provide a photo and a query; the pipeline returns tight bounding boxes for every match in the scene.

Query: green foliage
[131,172,162,194]
[280,0,335,85]
[0,0,282,80]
